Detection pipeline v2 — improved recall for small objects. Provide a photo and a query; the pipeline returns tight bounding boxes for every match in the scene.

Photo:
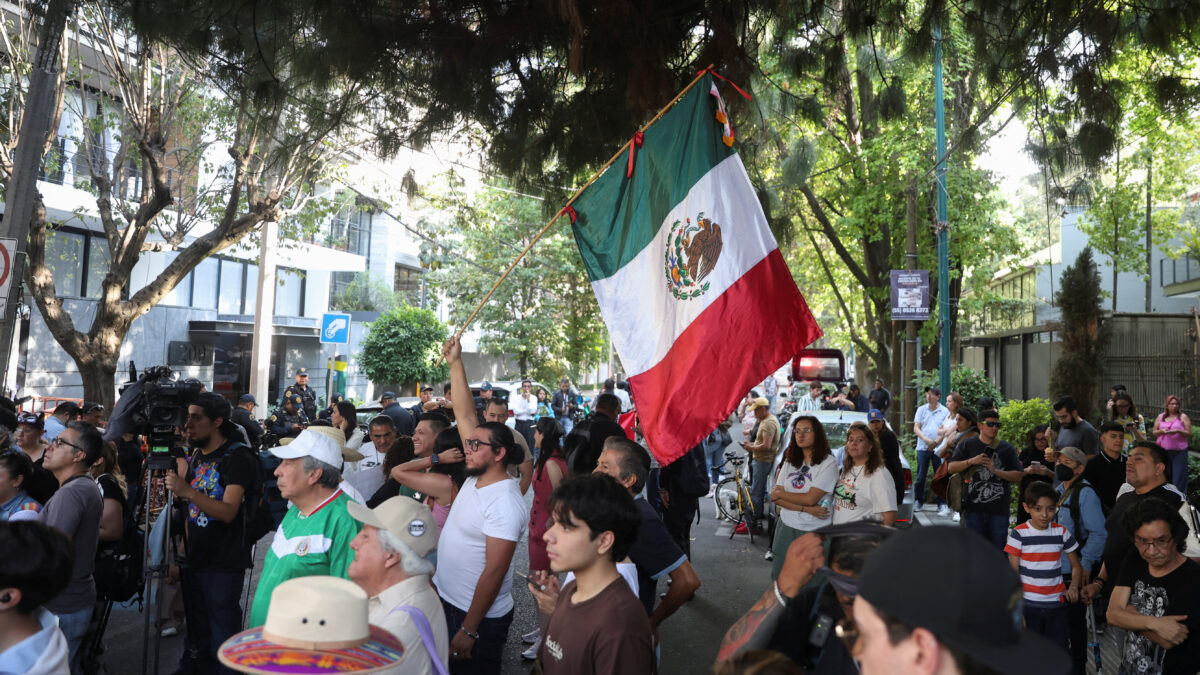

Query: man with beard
[1052,396,1099,457]
[163,392,258,674]
[437,336,527,674]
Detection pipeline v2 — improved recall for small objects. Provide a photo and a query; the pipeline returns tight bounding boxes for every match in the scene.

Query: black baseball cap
[420,386,433,393]
[923,385,941,396]
[858,527,1070,675]
[81,402,104,414]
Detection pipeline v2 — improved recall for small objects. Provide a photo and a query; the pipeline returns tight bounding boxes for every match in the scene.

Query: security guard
[284,367,318,421]
[318,393,346,421]
[268,394,308,439]
[232,394,265,450]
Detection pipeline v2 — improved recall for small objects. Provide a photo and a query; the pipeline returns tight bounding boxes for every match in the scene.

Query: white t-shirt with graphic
[832,464,897,525]
[777,454,839,531]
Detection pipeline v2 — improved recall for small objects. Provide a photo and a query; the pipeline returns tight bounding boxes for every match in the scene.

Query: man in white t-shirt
[510,379,538,450]
[912,386,950,516]
[437,336,528,674]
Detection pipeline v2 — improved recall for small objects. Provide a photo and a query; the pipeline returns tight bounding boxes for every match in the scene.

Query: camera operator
[163,392,259,674]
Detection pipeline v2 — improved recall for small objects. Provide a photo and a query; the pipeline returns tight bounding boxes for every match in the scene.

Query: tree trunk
[1145,156,1153,312]
[75,351,120,412]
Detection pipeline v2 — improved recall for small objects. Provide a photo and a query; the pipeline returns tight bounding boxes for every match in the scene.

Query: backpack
[1058,482,1096,548]
[192,442,275,551]
[673,443,712,499]
[94,476,145,604]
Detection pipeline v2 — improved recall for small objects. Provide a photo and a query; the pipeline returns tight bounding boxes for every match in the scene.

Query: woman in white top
[934,392,963,459]
[767,416,838,579]
[832,422,897,526]
[330,401,366,452]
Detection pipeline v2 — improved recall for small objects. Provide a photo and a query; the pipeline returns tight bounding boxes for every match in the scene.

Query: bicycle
[714,451,756,543]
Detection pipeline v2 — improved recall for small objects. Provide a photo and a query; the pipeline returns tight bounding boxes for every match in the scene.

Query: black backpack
[1059,481,1096,548]
[672,443,713,499]
[194,442,275,550]
[94,477,145,604]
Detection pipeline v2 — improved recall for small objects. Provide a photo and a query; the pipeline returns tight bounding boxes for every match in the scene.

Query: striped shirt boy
[1004,521,1079,606]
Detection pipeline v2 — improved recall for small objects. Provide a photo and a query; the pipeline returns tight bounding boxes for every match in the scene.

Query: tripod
[141,453,183,675]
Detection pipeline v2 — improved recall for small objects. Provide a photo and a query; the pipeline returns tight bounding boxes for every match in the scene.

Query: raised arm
[443,337,477,442]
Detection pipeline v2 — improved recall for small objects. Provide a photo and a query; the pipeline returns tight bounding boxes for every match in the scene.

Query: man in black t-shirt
[867,379,891,416]
[1084,422,1128,513]
[1108,497,1200,675]
[163,393,257,674]
[593,436,700,647]
[947,409,1023,549]
[868,410,904,506]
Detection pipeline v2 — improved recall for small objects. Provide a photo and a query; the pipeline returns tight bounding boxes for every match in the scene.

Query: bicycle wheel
[715,478,743,522]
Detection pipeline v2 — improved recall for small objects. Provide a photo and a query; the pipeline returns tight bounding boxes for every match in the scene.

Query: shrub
[357,305,448,389]
[998,398,1053,449]
[911,365,1005,411]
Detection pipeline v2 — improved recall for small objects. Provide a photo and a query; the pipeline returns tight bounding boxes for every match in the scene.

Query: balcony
[1161,255,1200,297]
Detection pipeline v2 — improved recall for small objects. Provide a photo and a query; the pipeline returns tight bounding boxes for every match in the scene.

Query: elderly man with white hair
[348,497,449,675]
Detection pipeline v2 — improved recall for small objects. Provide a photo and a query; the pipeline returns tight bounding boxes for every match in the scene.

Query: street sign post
[320,312,351,345]
[0,238,14,317]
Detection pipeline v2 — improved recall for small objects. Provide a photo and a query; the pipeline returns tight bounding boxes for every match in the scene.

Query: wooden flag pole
[448,65,717,348]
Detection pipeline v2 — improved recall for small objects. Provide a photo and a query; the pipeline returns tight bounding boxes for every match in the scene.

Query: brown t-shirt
[751,415,780,463]
[540,576,654,675]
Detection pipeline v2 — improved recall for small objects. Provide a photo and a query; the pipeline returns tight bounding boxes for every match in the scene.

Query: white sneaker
[522,628,540,644]
[937,506,952,518]
[952,512,961,523]
[522,639,541,660]
[764,549,774,561]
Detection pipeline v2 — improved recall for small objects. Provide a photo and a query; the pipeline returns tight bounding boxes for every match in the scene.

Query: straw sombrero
[218,576,404,674]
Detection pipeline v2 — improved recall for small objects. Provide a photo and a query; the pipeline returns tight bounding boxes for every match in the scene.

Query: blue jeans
[441,601,514,675]
[964,510,1010,550]
[914,451,944,507]
[55,605,93,674]
[1023,604,1070,655]
[750,459,773,526]
[706,442,727,486]
[181,568,247,673]
[557,416,573,436]
[1167,449,1189,496]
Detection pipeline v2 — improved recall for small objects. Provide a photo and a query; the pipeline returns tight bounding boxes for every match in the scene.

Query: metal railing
[1160,255,1200,287]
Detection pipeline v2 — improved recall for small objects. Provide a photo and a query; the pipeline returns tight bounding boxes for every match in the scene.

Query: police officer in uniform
[284,367,318,421]
[268,394,308,439]
[232,393,265,450]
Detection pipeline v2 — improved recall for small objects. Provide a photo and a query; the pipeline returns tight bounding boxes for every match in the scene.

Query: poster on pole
[890,270,931,321]
[0,238,15,316]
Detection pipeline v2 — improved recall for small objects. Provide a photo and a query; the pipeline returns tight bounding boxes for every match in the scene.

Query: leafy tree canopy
[358,305,449,388]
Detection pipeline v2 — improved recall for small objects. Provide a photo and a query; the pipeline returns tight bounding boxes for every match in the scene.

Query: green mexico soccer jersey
[248,490,361,627]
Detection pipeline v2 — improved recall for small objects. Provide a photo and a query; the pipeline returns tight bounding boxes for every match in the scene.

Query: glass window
[218,259,244,314]
[191,257,218,310]
[162,253,191,306]
[274,267,303,317]
[394,264,421,305]
[85,236,110,298]
[45,230,84,296]
[244,264,259,314]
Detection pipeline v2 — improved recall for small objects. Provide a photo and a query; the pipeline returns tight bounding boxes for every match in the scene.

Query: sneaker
[734,521,749,535]
[937,505,952,518]
[522,628,540,644]
[521,639,541,660]
[764,549,774,561]
[160,626,179,638]
[952,511,961,523]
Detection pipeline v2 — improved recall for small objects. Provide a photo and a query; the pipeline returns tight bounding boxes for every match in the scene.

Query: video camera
[112,363,204,468]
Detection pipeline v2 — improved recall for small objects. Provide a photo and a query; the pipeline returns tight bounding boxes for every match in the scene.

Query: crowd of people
[2,360,1199,675]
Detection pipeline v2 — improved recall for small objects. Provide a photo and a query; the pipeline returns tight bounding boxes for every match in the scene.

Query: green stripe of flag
[570,75,735,282]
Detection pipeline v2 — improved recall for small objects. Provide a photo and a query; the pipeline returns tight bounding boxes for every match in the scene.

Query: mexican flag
[570,74,823,466]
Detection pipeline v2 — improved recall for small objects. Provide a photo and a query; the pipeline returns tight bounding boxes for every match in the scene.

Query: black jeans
[180,568,246,674]
[663,494,699,559]
[441,601,514,675]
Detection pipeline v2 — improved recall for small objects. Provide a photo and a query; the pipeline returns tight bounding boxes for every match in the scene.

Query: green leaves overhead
[358,306,449,388]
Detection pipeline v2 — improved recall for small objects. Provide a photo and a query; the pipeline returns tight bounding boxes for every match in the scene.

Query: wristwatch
[460,626,480,640]
[431,452,440,465]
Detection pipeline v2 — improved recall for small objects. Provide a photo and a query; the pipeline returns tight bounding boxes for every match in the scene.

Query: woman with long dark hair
[387,429,466,531]
[1153,395,1193,494]
[522,417,567,657]
[1109,391,1147,449]
[832,422,896,526]
[329,400,365,453]
[767,416,837,578]
[1016,424,1053,524]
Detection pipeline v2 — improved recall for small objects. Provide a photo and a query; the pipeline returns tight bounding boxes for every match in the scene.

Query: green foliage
[357,306,448,388]
[1049,248,1106,419]
[997,398,1053,448]
[329,273,403,313]
[911,365,1005,411]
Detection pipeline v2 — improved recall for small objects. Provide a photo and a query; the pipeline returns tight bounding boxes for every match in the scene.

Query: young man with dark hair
[528,474,651,674]
[947,409,1023,549]
[0,520,75,673]
[42,401,79,442]
[1084,421,1128,513]
[36,421,103,673]
[483,397,532,495]
[163,392,258,673]
[1107,497,1200,674]
[439,336,528,674]
[593,436,700,650]
[1052,396,1099,457]
[412,411,451,459]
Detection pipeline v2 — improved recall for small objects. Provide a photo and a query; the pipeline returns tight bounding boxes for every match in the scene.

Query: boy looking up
[1005,481,1083,655]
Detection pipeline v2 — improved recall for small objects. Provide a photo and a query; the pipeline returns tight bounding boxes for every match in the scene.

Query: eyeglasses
[51,437,85,454]
[465,439,499,452]
[1134,535,1174,551]
[983,421,1002,428]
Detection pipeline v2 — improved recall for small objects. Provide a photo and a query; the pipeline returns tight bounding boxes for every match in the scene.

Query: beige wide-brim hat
[279,425,365,463]
[218,576,405,674]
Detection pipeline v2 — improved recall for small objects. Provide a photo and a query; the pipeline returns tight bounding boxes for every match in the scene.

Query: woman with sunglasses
[12,412,57,505]
[832,422,897,527]
[768,416,838,578]
[0,449,41,520]
[1153,395,1192,494]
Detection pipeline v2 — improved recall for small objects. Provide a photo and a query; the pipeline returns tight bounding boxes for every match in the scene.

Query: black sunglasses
[983,421,1001,428]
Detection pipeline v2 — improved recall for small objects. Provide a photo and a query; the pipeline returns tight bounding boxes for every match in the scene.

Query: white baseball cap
[269,429,343,467]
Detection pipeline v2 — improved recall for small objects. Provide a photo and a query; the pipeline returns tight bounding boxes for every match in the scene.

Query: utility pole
[933,23,952,401]
[0,0,74,390]
[903,181,919,430]
[249,221,279,407]
[1145,155,1153,312]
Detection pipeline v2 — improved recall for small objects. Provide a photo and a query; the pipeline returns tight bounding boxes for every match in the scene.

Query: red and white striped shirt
[1005,521,1078,607]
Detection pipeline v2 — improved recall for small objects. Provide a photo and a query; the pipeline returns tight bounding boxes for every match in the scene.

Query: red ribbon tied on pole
[626,131,644,178]
[559,205,578,224]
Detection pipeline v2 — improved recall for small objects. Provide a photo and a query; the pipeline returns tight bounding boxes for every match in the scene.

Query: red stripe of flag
[629,250,822,466]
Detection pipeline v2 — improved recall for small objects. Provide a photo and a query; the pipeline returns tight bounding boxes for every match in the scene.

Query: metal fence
[1105,355,1200,420]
